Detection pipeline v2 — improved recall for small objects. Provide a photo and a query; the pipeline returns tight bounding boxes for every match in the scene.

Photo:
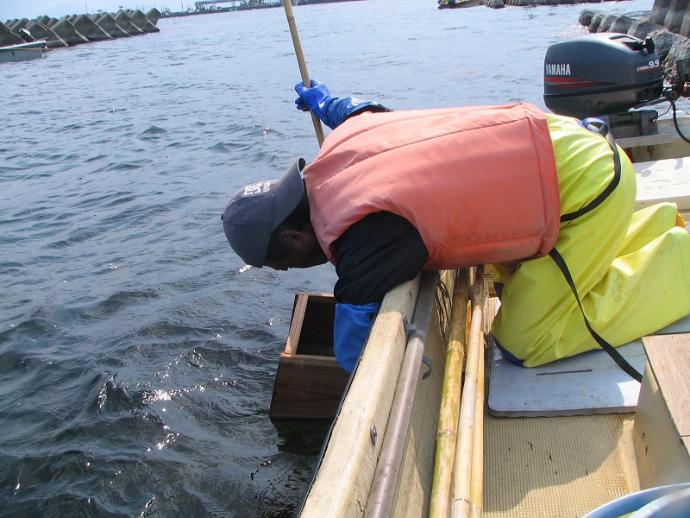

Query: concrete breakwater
[1,8,161,50]
[579,0,690,94]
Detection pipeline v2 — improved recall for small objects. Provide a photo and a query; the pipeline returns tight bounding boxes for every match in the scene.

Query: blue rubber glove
[294,79,387,129]
[333,302,380,372]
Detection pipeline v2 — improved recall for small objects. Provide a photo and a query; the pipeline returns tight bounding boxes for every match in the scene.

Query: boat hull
[295,118,690,517]
[0,41,47,63]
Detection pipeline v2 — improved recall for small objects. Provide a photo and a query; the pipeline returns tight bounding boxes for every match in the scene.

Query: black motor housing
[543,33,663,119]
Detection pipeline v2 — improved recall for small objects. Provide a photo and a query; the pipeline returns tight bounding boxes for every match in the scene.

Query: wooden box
[269,293,350,420]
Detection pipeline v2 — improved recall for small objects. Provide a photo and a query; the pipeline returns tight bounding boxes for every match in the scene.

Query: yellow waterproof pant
[492,115,690,367]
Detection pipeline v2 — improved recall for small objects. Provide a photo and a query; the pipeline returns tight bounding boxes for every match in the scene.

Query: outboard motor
[543,33,663,119]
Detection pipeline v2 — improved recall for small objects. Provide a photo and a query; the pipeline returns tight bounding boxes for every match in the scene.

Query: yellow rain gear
[492,113,690,367]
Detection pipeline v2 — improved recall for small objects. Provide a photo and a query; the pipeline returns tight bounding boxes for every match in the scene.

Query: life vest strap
[549,248,643,382]
[550,120,643,382]
[560,119,622,223]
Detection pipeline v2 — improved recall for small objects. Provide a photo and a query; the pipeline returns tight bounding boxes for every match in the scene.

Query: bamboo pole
[429,269,470,518]
[469,327,485,518]
[451,267,485,518]
[281,0,325,146]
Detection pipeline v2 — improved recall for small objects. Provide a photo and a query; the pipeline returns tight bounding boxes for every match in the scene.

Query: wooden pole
[451,267,485,518]
[469,326,485,518]
[281,0,325,147]
[429,269,470,518]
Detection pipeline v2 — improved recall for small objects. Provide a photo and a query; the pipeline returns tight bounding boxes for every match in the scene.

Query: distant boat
[0,40,47,63]
[438,0,483,7]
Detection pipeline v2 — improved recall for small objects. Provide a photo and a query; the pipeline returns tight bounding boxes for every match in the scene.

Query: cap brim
[272,158,305,232]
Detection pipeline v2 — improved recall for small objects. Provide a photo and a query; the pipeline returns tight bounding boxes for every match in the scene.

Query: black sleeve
[344,102,391,122]
[332,212,429,305]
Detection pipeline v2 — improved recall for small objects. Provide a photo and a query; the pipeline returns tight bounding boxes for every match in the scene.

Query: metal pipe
[364,331,426,518]
[364,272,438,518]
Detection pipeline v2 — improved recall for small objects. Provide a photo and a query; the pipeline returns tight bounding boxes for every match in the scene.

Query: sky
[1,0,191,20]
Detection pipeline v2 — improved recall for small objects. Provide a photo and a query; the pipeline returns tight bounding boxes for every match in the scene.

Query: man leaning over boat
[221,80,690,376]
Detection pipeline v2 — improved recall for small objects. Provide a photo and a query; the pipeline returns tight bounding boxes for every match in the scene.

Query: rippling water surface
[1,0,651,515]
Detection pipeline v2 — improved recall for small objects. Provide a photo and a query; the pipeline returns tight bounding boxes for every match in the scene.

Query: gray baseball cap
[221,158,305,267]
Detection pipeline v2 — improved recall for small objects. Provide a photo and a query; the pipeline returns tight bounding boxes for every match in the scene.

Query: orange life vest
[304,103,561,269]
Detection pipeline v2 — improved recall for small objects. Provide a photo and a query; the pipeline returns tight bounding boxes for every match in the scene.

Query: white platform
[488,313,690,417]
[635,157,690,212]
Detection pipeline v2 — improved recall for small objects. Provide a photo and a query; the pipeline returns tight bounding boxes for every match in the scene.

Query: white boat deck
[634,156,690,212]
[488,313,690,416]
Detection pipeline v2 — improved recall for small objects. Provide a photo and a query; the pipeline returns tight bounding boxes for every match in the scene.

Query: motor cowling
[543,33,663,119]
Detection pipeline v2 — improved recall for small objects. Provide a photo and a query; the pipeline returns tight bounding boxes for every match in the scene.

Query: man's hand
[294,79,331,114]
[294,79,388,129]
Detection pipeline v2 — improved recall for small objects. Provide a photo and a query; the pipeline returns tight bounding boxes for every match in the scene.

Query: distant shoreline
[160,0,365,18]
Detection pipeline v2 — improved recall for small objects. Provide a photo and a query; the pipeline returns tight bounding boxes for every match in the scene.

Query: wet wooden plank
[270,292,343,420]
[285,293,309,356]
[270,355,349,420]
